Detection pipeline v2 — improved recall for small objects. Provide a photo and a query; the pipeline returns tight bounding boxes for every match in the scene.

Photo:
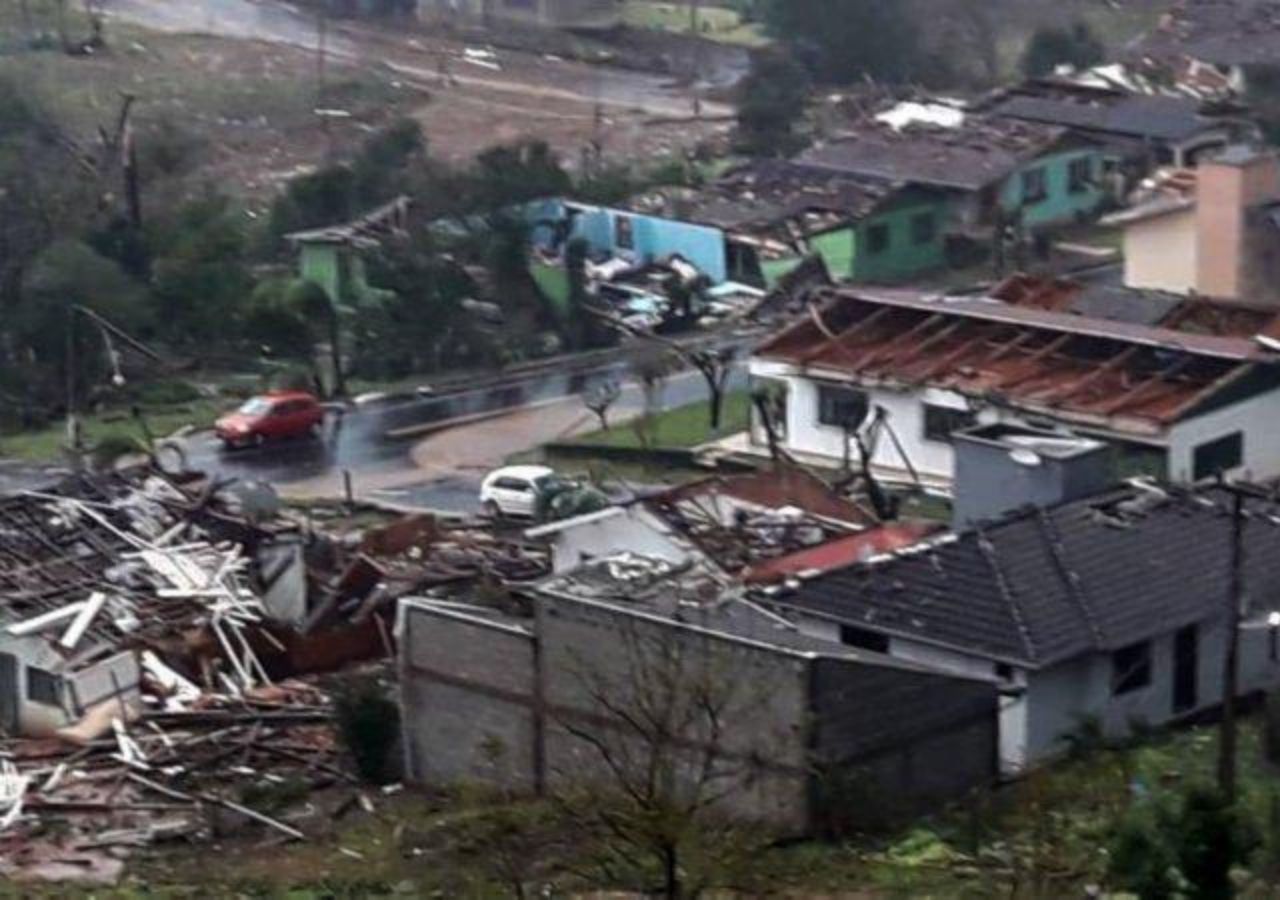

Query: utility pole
[316,9,332,159]
[1220,486,1248,801]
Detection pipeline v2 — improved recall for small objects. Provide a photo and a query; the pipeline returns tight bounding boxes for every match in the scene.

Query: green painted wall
[297,242,385,307]
[849,200,947,283]
[1000,147,1105,229]
[532,262,572,317]
[762,256,806,288]
[299,244,342,303]
[810,228,856,280]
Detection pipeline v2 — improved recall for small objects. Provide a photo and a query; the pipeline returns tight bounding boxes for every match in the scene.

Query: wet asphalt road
[182,359,746,514]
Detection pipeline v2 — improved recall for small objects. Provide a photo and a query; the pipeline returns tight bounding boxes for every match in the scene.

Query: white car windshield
[238,398,273,416]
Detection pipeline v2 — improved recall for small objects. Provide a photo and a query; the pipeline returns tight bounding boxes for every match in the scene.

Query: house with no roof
[741,285,1280,491]
[530,161,954,290]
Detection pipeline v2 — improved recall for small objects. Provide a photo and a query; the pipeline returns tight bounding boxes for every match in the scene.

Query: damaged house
[797,113,1107,237]
[978,75,1251,175]
[762,468,1280,774]
[398,551,999,834]
[1104,146,1280,303]
[530,160,953,293]
[743,285,1280,491]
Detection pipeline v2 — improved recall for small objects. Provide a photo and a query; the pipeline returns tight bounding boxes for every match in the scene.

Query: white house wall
[1026,619,1280,761]
[1168,388,1280,482]
[1122,210,1197,293]
[542,507,695,574]
[753,360,1010,481]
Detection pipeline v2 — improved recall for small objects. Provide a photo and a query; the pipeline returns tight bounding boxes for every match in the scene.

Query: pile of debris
[0,680,348,883]
[0,465,551,883]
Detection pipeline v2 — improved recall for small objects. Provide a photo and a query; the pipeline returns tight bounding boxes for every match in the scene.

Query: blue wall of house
[1000,148,1105,229]
[530,199,729,283]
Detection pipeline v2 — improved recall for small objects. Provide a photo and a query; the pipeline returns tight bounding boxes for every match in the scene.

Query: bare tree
[552,613,785,898]
[584,378,622,431]
[588,306,738,433]
[629,347,675,450]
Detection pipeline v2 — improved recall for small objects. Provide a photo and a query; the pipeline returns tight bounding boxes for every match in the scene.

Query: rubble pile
[0,682,344,884]
[0,467,550,884]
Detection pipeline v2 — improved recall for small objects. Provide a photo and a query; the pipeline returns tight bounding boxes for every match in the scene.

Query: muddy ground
[91,0,733,178]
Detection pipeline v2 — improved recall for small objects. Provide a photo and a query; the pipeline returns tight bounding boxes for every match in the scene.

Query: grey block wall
[399,606,539,790]
[536,595,814,833]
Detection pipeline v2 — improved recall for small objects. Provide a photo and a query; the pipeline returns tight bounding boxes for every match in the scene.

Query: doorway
[1173,624,1199,714]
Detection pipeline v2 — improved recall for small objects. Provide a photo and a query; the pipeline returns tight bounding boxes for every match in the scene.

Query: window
[995,662,1014,681]
[1068,157,1093,194]
[26,667,62,707]
[867,223,890,255]
[1111,641,1152,696]
[840,625,889,653]
[494,477,534,493]
[911,212,937,246]
[1021,167,1048,204]
[817,384,869,429]
[923,404,977,444]
[614,215,634,251]
[1193,432,1243,481]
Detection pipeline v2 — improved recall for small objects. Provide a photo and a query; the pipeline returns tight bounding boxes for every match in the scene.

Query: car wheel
[483,500,504,521]
[252,432,266,448]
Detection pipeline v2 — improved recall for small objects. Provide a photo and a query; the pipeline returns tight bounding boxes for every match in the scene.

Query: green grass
[623,1,768,46]
[105,715,1280,896]
[0,399,223,462]
[573,390,750,450]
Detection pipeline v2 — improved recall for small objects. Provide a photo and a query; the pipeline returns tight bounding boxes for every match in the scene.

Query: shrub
[335,676,400,785]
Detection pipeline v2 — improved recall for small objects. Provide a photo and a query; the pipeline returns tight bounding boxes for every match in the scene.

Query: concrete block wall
[399,604,539,790]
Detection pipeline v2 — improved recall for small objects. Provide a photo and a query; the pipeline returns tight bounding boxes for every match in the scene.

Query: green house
[285,196,410,308]
[628,162,952,290]
[798,114,1108,239]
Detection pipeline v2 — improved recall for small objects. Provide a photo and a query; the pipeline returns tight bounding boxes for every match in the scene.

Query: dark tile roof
[768,485,1280,667]
[989,91,1220,143]
[796,117,1072,192]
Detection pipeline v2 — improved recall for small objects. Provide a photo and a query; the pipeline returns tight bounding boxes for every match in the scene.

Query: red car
[216,391,325,449]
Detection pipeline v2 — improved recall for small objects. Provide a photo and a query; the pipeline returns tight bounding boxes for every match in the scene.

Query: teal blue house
[798,116,1108,236]
[529,161,954,292]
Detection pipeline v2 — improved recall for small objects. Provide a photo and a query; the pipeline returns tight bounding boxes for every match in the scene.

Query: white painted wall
[540,506,695,574]
[1025,618,1280,760]
[1122,209,1197,293]
[753,358,1280,487]
[1168,388,1280,482]
[751,360,1004,481]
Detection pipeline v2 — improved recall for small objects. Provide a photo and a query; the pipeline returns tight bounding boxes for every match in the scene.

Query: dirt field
[94,0,732,175]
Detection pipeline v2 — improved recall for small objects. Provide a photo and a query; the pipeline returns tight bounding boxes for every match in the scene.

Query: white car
[479,465,560,519]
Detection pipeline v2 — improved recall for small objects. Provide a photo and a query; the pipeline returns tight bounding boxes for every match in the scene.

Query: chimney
[1195,145,1280,301]
[952,424,1113,529]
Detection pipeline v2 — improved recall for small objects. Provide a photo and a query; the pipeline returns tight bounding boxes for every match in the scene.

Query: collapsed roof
[983,83,1231,143]
[754,287,1280,433]
[796,116,1076,192]
[627,160,908,242]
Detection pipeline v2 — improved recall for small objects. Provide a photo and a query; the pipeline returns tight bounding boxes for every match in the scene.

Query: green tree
[148,191,253,354]
[1021,22,1105,79]
[761,0,932,85]
[13,240,150,410]
[735,49,811,157]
